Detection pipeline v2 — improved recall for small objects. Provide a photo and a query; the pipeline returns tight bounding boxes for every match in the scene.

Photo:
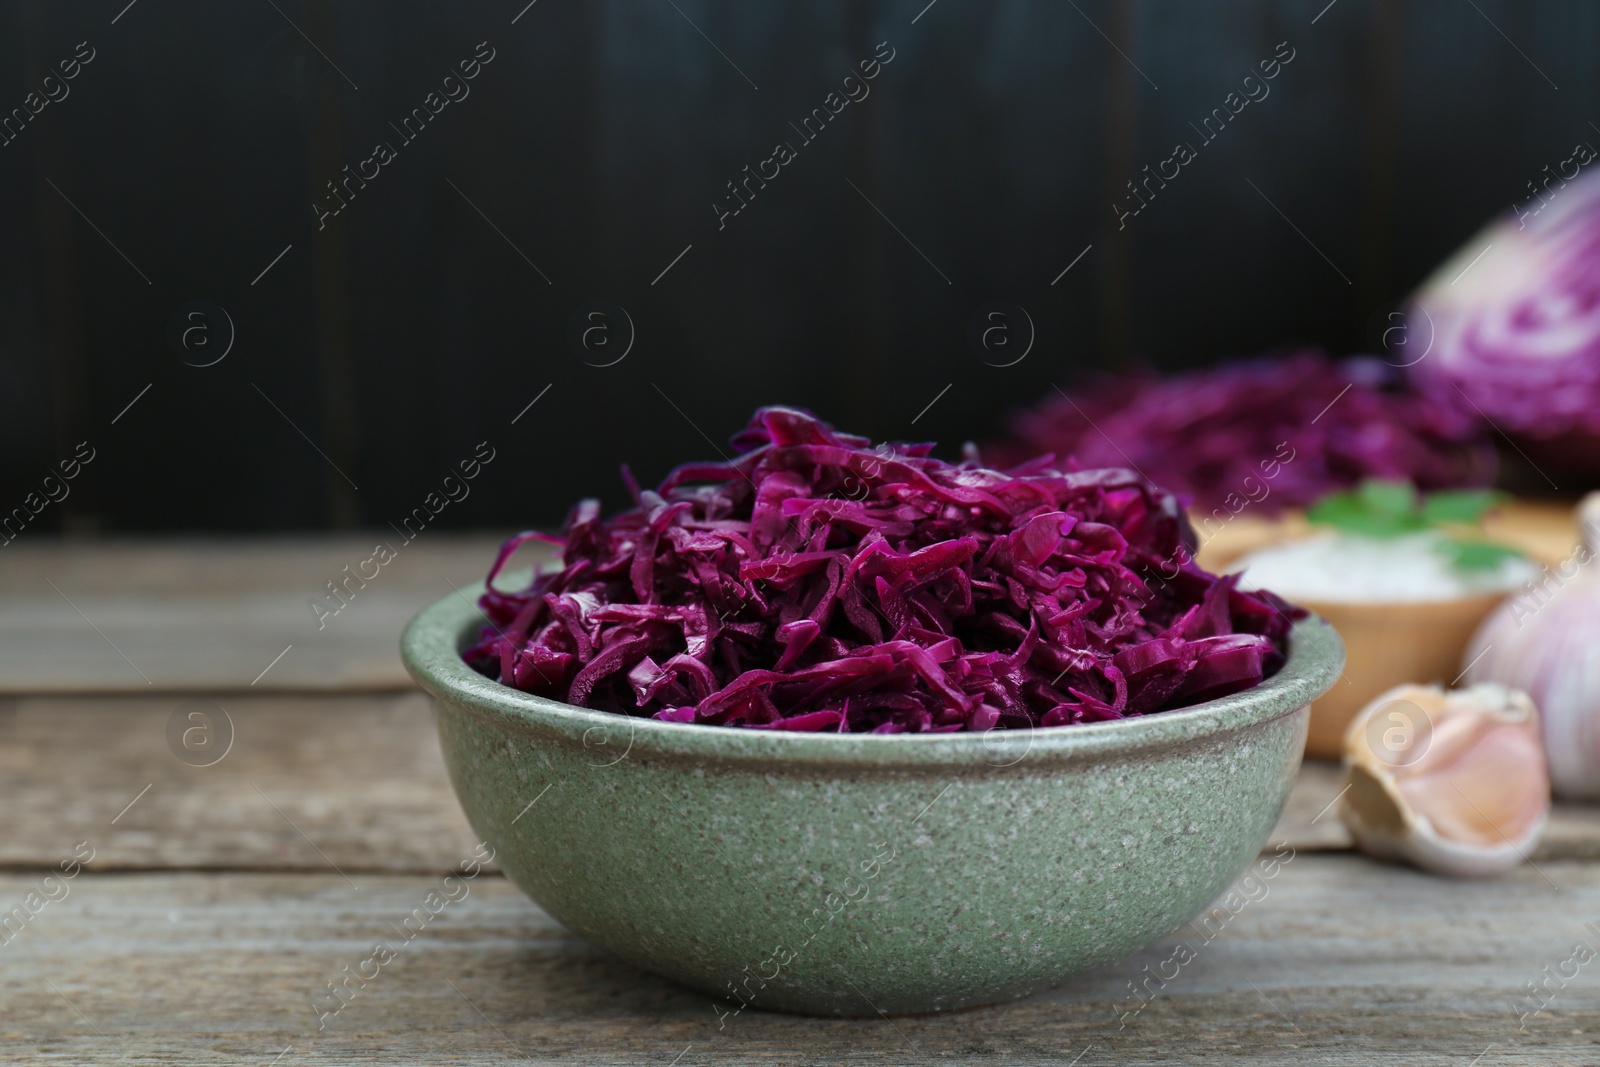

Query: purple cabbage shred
[996,350,1495,515]
[465,407,1302,733]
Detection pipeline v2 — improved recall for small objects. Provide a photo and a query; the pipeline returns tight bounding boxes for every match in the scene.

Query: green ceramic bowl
[402,587,1342,1017]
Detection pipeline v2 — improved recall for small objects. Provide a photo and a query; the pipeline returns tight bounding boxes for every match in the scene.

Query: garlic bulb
[1340,683,1549,877]
[1463,492,1600,798]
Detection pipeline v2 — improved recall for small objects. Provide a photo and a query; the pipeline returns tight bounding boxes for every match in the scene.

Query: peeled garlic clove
[1339,682,1550,877]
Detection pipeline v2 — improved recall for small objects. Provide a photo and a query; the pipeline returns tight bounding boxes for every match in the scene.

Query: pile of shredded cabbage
[998,351,1495,514]
[465,407,1300,732]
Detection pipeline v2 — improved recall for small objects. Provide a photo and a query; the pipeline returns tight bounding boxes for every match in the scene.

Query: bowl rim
[401,581,1344,768]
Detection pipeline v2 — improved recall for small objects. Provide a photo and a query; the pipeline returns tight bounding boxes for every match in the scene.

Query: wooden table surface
[5,537,1599,1066]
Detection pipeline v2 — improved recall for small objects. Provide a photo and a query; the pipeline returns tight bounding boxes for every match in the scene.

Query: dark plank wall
[1,0,1595,533]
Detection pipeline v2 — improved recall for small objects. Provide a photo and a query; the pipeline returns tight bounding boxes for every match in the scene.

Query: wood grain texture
[0,536,546,693]
[3,694,1597,877]
[1274,758,1600,861]
[1269,756,1351,851]
[1283,756,1600,863]
[5,858,1599,1064]
[1,530,1597,1064]
[0,692,485,874]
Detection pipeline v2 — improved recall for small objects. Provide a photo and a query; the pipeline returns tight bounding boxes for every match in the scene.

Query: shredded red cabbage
[995,351,1495,515]
[465,407,1302,733]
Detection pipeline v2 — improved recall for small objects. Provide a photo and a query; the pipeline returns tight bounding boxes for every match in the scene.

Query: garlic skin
[1340,683,1550,877]
[1464,492,1600,798]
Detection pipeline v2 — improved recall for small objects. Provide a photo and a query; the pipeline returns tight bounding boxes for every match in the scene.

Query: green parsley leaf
[1308,481,1427,538]
[1420,489,1507,525]
[1358,479,1419,519]
[1309,480,1523,572]
[1436,538,1525,571]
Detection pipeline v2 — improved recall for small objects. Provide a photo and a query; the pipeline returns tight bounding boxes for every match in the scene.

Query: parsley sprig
[1305,480,1524,571]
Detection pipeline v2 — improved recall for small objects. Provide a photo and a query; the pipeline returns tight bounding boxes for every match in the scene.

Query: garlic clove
[1340,682,1550,877]
[1463,490,1600,798]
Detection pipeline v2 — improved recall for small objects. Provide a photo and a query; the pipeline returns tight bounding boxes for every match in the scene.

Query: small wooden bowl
[1292,593,1509,758]
[1193,503,1568,761]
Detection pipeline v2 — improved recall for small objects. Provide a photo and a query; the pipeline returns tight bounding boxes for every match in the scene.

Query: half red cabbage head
[1408,163,1600,469]
[464,407,1303,733]
[995,350,1494,515]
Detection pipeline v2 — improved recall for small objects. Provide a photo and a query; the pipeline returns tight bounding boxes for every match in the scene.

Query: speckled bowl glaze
[402,587,1343,1017]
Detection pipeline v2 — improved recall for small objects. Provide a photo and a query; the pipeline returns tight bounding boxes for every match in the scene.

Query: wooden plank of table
[1269,758,1350,852]
[0,536,549,693]
[3,695,1596,875]
[0,692,485,874]
[1280,757,1600,862]
[2,511,1564,697]
[3,858,1594,1065]
[1,512,1572,695]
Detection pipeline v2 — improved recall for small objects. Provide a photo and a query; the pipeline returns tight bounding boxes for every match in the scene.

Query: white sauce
[1231,530,1538,604]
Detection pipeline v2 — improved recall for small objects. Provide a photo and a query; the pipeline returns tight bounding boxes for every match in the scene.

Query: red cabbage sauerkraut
[465,407,1302,733]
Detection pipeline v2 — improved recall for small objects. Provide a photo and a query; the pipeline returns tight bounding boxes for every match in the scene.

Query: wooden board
[1279,757,1600,863]
[0,692,484,874]
[5,858,1599,1064]
[0,536,548,693]
[6,532,1600,1065]
[3,694,1597,876]
[1194,497,1581,573]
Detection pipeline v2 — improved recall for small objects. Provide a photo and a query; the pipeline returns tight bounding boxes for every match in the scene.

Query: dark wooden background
[2,0,1595,533]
